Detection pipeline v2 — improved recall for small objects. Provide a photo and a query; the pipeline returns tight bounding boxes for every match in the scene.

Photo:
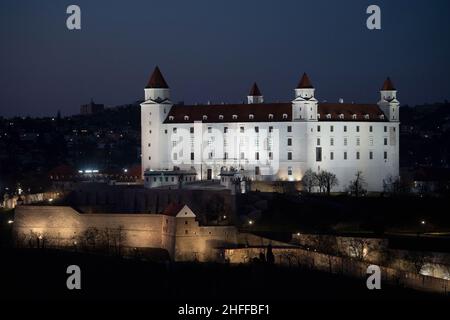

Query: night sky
[1,0,449,117]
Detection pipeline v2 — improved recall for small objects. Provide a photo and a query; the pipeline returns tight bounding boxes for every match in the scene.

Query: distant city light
[421,220,426,225]
[296,232,301,236]
[123,169,128,173]
[7,220,14,224]
[248,220,253,225]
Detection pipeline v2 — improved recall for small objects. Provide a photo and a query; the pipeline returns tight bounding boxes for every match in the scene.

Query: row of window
[145,176,197,183]
[317,125,395,133]
[316,148,388,162]
[316,137,389,146]
[168,113,289,121]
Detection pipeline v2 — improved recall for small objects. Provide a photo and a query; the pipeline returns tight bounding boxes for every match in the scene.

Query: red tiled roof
[146,66,169,89]
[162,203,185,216]
[164,103,292,123]
[163,102,387,123]
[297,73,314,89]
[318,103,386,121]
[249,82,262,96]
[381,77,395,91]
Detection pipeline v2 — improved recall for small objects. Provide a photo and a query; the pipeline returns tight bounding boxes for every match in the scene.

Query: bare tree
[347,238,371,261]
[317,171,338,195]
[302,169,318,193]
[348,171,367,197]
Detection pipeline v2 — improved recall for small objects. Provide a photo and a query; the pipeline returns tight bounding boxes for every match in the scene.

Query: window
[369,126,373,132]
[173,128,177,133]
[172,140,177,147]
[384,151,387,160]
[369,137,374,146]
[148,143,151,147]
[149,130,152,134]
[165,177,168,182]
[172,177,174,182]
[240,152,245,160]
[282,114,288,119]
[232,114,238,120]
[344,137,348,146]
[356,151,360,160]
[153,177,156,182]
[269,152,273,160]
[317,138,321,146]
[164,129,167,134]
[287,152,292,160]
[255,126,259,133]
[202,115,208,121]
[317,125,321,132]
[255,166,261,175]
[224,152,228,160]
[190,127,194,134]
[173,153,178,160]
[326,114,331,119]
[249,114,254,120]
[191,152,194,160]
[344,151,347,160]
[185,230,188,235]
[287,138,292,146]
[384,137,388,145]
[364,114,370,120]
[224,127,228,133]
[356,138,360,146]
[269,126,273,133]
[369,151,373,160]
[356,126,360,132]
[344,125,347,132]
[208,127,212,133]
[219,115,224,120]
[380,115,385,120]
[384,126,387,132]
[288,167,293,176]
[169,116,174,121]
[330,138,334,146]
[240,127,244,133]
[255,152,259,160]
[339,114,344,120]
[268,114,274,120]
[184,115,189,121]
[330,125,334,132]
[149,156,151,160]
[287,126,292,132]
[330,152,334,160]
[352,114,357,120]
[316,147,322,162]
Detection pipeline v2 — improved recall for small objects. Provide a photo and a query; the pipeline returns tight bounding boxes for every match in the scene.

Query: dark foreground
[0,248,446,302]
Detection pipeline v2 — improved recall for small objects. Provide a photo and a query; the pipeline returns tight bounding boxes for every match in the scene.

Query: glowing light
[7,220,14,224]
[38,235,43,240]
[123,169,128,173]
[421,220,426,225]
[248,220,254,225]
[48,198,53,202]
[296,232,301,236]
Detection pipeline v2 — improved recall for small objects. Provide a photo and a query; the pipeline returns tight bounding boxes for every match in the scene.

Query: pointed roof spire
[248,82,262,96]
[381,77,395,90]
[297,73,314,89]
[146,66,169,89]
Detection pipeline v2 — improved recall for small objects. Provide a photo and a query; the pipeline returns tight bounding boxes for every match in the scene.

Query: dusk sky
[1,0,449,117]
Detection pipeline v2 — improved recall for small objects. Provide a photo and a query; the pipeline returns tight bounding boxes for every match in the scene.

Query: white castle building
[141,67,399,192]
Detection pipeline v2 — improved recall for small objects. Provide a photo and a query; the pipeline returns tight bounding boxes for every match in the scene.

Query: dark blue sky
[1,0,449,117]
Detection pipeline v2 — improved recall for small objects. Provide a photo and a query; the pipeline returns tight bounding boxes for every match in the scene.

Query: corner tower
[378,77,400,121]
[141,66,173,176]
[292,73,318,121]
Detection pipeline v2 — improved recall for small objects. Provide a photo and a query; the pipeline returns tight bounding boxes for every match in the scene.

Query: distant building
[80,99,104,115]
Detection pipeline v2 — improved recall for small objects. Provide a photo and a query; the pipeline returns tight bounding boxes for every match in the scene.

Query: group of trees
[301,169,339,194]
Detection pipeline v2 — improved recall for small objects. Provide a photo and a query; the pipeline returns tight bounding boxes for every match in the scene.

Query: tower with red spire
[292,73,318,121]
[141,66,173,176]
[247,82,264,104]
[378,77,400,121]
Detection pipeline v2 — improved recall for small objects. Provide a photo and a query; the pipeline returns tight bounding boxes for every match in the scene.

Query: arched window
[169,116,174,121]
[282,113,288,119]
[184,115,189,121]
[219,115,224,120]
[268,114,274,120]
[202,115,208,121]
[249,114,254,120]
[232,114,238,120]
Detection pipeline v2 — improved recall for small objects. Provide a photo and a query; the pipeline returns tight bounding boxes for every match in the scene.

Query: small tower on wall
[141,66,172,176]
[247,82,264,104]
[292,73,318,121]
[378,77,400,121]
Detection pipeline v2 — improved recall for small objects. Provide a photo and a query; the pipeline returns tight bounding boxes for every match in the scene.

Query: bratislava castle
[141,67,399,192]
